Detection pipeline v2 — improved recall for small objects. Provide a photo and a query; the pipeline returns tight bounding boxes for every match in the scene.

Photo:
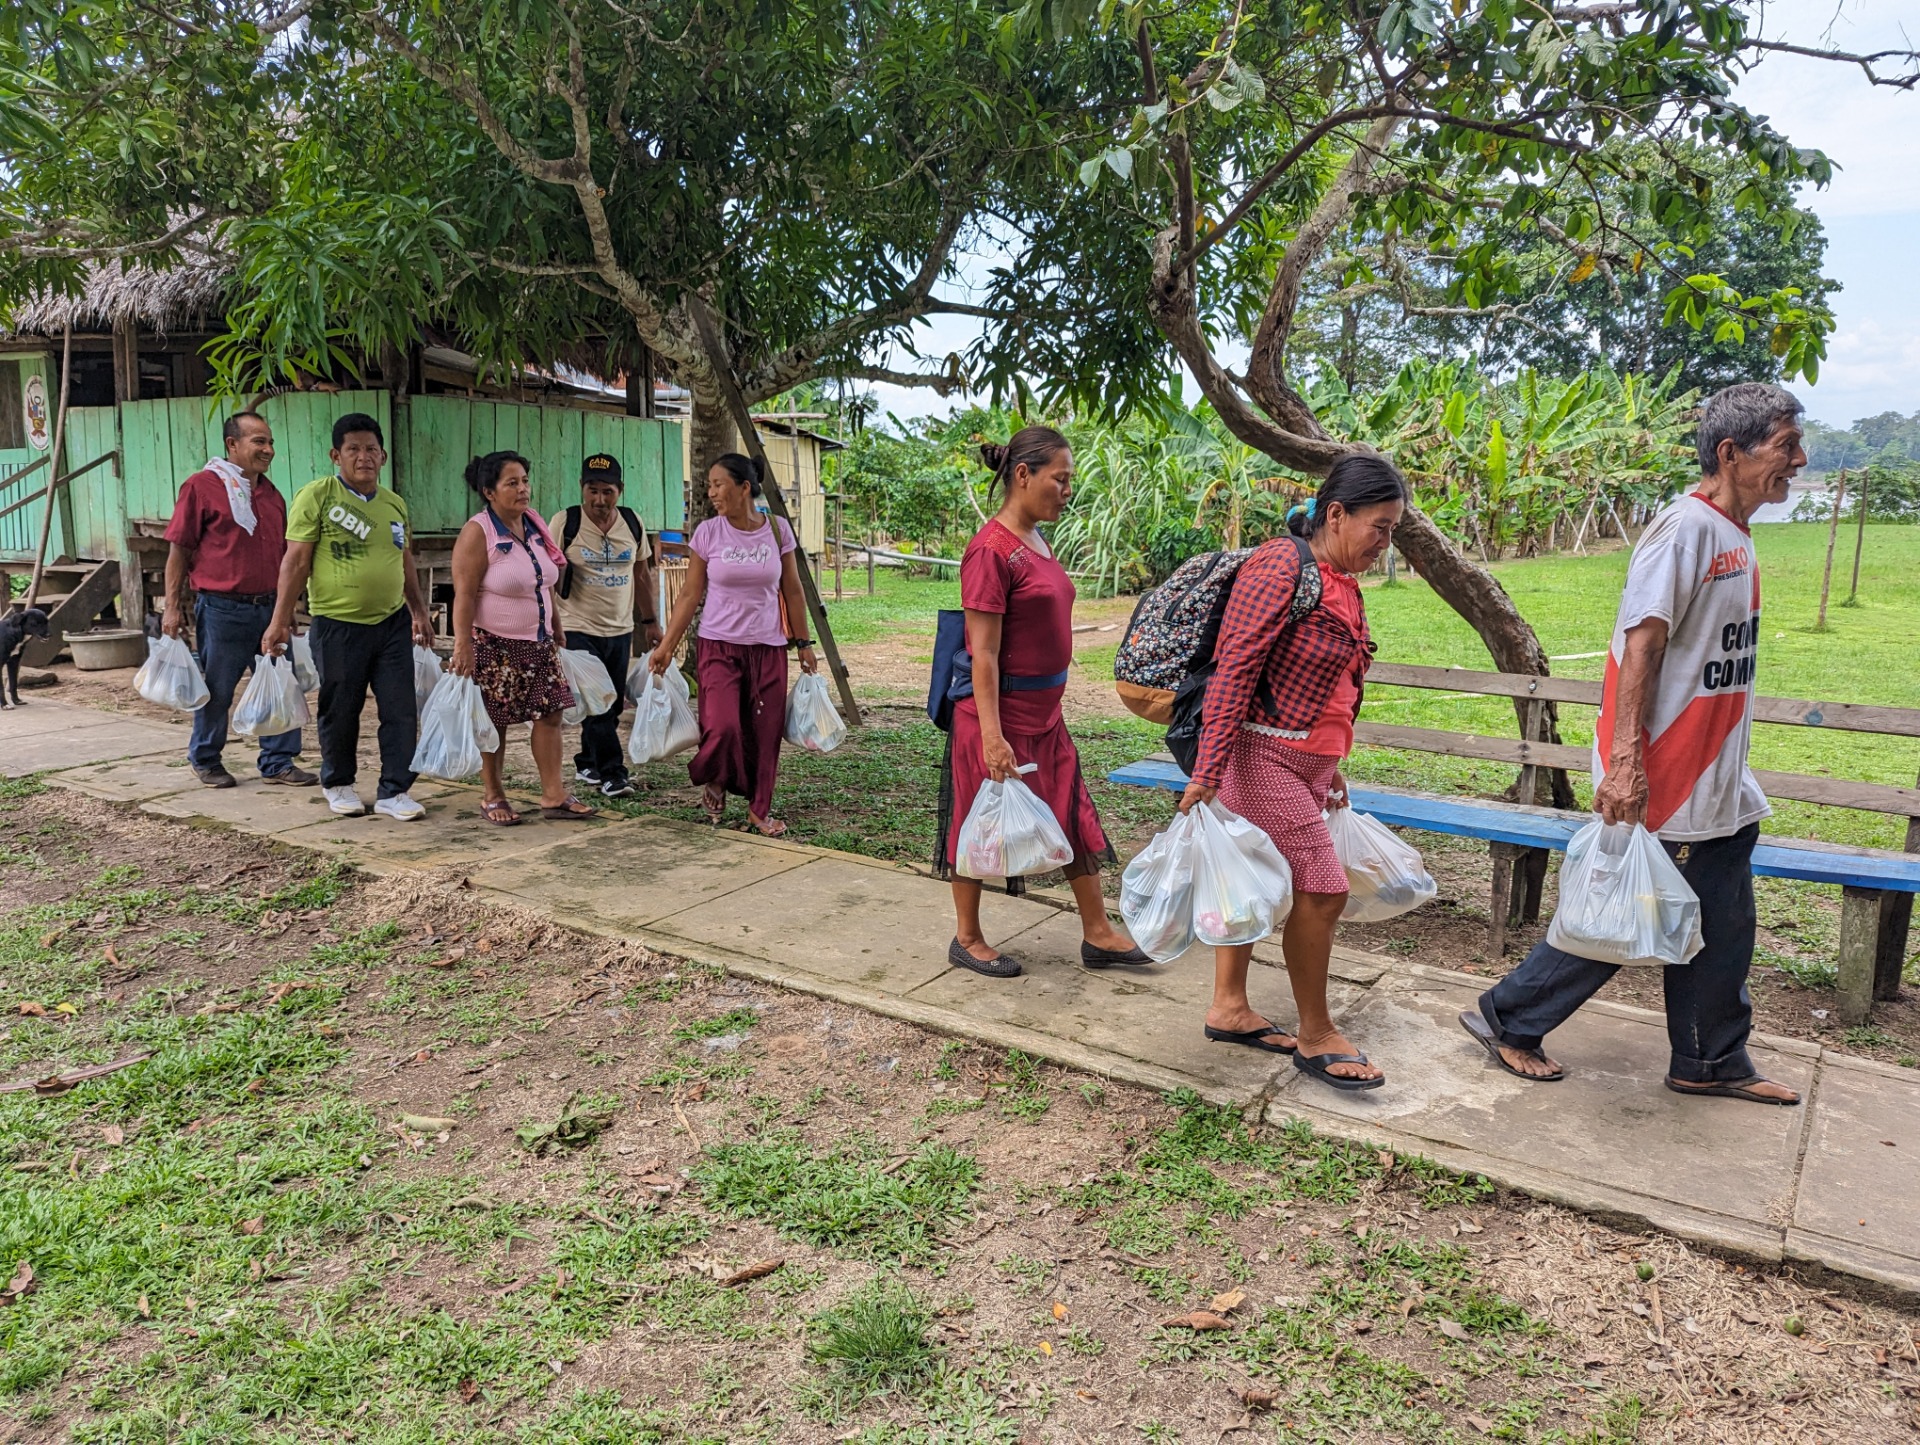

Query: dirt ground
[3,791,1920,1443]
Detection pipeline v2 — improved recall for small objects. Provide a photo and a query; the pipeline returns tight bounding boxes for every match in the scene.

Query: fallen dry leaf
[136,1293,150,1318]
[237,1217,264,1236]
[720,1259,785,1288]
[458,1378,480,1403]
[1395,1294,1421,1319]
[1162,1311,1234,1332]
[400,1115,458,1134]
[0,1261,34,1306]
[1466,1414,1496,1433]
[52,1002,78,1016]
[1209,1289,1247,1314]
[1035,1340,1053,1356]
[1,1051,153,1097]
[104,945,121,968]
[15,1002,45,1017]
[101,1124,124,1146]
[1377,1150,1396,1171]
[472,937,493,954]
[1435,1319,1471,1342]
[1240,1388,1276,1412]
[1051,1300,1070,1323]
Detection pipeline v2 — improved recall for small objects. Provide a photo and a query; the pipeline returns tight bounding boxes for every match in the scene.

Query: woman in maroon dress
[937,426,1149,978]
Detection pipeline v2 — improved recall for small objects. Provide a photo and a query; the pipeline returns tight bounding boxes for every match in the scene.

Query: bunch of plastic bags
[289,633,319,693]
[955,765,1074,879]
[410,673,499,781]
[231,656,310,739]
[1546,820,1704,968]
[558,648,617,725]
[628,665,700,765]
[1120,802,1294,962]
[413,645,444,715]
[1325,808,1437,923]
[133,636,209,712]
[784,672,846,753]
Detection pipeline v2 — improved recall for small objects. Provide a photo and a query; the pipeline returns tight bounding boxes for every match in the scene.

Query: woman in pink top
[449,451,596,825]
[648,453,817,835]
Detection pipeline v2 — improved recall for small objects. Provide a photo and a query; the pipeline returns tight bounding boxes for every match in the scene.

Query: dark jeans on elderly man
[309,607,418,800]
[1476,822,1762,1085]
[189,591,302,777]
[567,630,632,785]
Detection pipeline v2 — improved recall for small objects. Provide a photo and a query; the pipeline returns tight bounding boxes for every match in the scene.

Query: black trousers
[310,608,418,800]
[1478,822,1761,1084]
[568,630,632,782]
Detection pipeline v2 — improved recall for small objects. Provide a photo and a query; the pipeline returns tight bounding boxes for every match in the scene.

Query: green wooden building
[0,293,684,656]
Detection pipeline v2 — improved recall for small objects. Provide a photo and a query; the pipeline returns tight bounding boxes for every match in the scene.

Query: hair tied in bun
[978,442,1008,473]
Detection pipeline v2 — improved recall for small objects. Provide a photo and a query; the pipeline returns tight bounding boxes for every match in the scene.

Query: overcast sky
[864,0,1918,430]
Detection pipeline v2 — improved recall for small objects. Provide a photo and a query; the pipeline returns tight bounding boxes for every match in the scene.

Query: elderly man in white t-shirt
[1461,383,1806,1107]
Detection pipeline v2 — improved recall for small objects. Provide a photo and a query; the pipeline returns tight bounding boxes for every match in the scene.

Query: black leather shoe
[947,937,1022,978]
[1082,940,1154,969]
[261,765,318,786]
[194,764,238,789]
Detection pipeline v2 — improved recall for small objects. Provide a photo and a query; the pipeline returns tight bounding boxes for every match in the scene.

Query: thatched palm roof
[4,252,233,337]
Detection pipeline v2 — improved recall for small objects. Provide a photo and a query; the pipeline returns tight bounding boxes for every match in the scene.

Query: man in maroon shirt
[161,412,315,788]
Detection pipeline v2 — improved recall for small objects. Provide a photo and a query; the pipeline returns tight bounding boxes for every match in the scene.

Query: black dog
[0,607,50,709]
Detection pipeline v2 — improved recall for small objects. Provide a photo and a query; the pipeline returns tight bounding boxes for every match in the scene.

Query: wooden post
[1845,466,1870,607]
[112,317,140,404]
[686,297,862,727]
[1815,470,1846,632]
[866,504,875,596]
[24,326,73,610]
[831,491,844,601]
[1836,886,1882,1025]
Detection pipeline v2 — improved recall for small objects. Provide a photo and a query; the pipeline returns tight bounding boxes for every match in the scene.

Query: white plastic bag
[627,665,700,764]
[230,656,310,739]
[1189,801,1293,946]
[289,633,319,693]
[784,672,846,753]
[955,764,1074,879]
[1546,820,1704,968]
[1326,808,1437,923]
[409,672,500,781]
[558,648,618,725]
[412,645,444,715]
[1120,809,1201,963]
[133,635,209,712]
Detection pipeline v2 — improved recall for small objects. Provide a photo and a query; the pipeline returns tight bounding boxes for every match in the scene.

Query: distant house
[752,414,845,557]
[0,260,685,659]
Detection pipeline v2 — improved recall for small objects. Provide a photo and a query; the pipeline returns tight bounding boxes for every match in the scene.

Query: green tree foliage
[1801,412,1920,474]
[1791,462,1920,524]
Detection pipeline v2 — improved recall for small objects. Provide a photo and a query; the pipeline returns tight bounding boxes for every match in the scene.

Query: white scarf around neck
[205,457,259,536]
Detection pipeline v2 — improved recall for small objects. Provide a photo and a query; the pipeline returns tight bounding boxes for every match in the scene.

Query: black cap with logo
[581,453,623,489]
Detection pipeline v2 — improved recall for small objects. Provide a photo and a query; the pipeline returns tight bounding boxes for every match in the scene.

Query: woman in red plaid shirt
[1178,456,1408,1091]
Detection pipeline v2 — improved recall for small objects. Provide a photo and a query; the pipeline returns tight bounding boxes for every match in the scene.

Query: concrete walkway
[8,697,1918,1298]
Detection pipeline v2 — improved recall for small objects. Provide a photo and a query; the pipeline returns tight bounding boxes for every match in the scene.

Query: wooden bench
[1109,661,1920,1025]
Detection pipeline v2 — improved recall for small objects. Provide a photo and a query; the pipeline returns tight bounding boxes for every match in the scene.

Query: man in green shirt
[262,412,436,820]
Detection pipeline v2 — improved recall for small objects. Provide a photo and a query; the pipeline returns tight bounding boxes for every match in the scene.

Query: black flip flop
[1457,1009,1564,1082]
[947,937,1022,979]
[1294,1050,1385,1092]
[1664,1076,1801,1107]
[1203,1022,1297,1055]
[1082,941,1154,970]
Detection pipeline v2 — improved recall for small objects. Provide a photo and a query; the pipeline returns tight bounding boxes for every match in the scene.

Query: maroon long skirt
[690,637,788,818]
[935,697,1114,893]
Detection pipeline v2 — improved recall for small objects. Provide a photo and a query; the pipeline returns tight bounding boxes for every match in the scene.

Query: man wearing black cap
[557,453,661,797]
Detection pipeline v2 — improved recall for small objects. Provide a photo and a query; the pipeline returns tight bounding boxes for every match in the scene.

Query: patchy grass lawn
[4,784,1920,1443]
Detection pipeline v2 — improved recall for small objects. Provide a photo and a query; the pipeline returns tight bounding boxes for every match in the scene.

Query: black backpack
[557,503,647,599]
[1135,536,1321,776]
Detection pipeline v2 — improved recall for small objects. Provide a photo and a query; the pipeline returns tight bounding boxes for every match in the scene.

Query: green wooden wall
[4,391,682,562]
[393,397,683,535]
[0,352,65,560]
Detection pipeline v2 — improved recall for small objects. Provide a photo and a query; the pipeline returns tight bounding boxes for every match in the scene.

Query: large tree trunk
[685,387,736,526]
[1391,508,1579,807]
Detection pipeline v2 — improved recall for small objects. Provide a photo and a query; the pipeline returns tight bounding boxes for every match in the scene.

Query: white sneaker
[323,785,367,816]
[374,793,426,822]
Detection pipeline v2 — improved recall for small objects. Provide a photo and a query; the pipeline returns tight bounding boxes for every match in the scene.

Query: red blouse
[959,519,1074,734]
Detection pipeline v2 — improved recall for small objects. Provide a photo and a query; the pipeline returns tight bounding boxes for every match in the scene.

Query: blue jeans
[188,592,303,776]
[1478,823,1762,1085]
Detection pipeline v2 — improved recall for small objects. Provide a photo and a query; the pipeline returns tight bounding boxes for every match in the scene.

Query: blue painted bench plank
[1105,758,1920,896]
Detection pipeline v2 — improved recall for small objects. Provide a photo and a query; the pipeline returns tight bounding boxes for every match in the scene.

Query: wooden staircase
[18,559,124,667]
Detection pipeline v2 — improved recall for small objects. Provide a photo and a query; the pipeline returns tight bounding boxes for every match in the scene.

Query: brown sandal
[746,813,788,838]
[480,798,521,827]
[702,785,725,825]
[541,795,598,821]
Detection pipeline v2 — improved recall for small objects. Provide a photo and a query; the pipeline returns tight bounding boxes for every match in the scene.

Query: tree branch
[839,363,967,395]
[0,209,221,262]
[1722,38,1920,90]
[1245,112,1405,437]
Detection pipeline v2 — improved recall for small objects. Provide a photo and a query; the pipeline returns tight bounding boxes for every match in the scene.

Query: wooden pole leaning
[686,298,864,727]
[1816,469,1846,632]
[24,325,74,610]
